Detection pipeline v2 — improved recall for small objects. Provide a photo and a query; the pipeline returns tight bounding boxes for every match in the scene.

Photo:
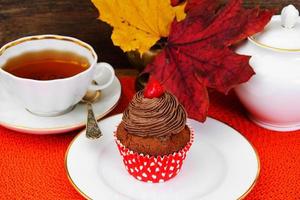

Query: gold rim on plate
[0,99,120,133]
[0,84,121,133]
[64,115,260,200]
[219,119,261,200]
[0,34,121,133]
[65,132,92,200]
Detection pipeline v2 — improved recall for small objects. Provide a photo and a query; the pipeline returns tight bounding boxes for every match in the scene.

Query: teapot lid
[250,5,300,51]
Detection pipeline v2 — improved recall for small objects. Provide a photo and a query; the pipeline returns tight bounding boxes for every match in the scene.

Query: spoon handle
[86,102,102,139]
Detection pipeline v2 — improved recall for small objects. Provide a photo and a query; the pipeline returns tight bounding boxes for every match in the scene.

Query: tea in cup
[0,35,115,117]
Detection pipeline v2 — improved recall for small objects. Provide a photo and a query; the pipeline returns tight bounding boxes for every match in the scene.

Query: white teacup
[0,35,115,117]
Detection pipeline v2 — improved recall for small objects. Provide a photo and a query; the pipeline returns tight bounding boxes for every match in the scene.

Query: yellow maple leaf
[91,0,186,54]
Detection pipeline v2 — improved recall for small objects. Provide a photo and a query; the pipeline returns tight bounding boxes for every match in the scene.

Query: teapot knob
[281,5,299,29]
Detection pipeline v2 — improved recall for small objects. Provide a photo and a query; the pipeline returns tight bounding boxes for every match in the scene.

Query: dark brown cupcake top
[122,90,187,138]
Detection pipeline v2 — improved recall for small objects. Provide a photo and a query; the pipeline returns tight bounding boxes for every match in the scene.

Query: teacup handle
[88,62,115,91]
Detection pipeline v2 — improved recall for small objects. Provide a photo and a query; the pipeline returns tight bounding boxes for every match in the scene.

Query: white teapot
[235,5,300,131]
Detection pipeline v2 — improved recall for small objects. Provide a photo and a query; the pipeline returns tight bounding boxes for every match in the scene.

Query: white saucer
[65,114,260,200]
[0,76,121,134]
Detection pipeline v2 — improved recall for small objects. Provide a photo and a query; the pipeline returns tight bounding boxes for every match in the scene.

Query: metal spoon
[82,90,102,139]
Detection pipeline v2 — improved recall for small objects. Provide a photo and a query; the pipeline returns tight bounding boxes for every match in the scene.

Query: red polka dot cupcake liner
[114,127,194,183]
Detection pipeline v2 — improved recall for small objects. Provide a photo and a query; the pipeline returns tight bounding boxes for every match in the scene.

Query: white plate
[0,76,121,134]
[65,114,259,200]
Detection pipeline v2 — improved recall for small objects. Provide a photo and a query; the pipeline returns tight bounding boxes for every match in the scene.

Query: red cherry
[144,77,164,98]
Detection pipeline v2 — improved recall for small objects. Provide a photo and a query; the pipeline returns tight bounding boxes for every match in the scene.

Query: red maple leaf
[144,0,273,122]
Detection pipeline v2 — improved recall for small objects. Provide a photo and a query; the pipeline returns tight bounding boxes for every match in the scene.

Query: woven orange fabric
[0,76,299,199]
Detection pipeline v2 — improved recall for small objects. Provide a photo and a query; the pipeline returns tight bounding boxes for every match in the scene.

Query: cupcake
[115,78,194,183]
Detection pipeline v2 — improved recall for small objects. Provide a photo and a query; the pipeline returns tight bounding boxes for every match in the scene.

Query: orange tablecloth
[0,76,299,200]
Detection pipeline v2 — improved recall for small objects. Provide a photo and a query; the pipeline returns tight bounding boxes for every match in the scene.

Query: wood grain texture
[243,0,300,9]
[0,0,299,68]
[0,0,130,67]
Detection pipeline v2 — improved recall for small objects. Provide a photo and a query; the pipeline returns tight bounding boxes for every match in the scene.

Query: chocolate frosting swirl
[122,91,187,138]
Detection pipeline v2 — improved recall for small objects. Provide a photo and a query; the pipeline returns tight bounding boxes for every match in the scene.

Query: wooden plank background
[0,0,299,68]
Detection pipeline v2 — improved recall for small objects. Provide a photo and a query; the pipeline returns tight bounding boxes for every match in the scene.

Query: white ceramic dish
[0,35,115,117]
[235,5,300,131]
[0,76,121,134]
[65,114,259,200]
